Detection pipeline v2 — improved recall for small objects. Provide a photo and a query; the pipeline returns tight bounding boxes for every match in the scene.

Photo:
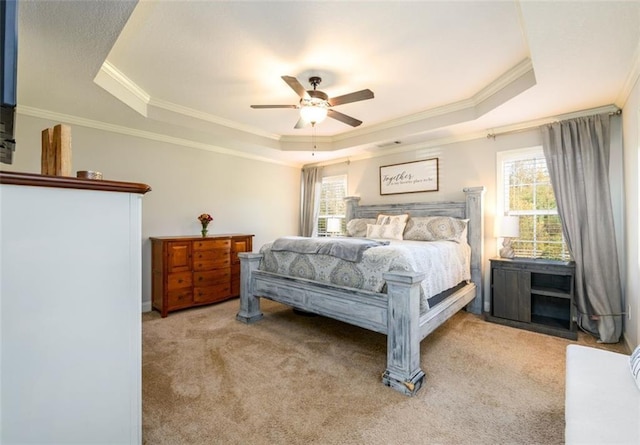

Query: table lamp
[326,218,342,237]
[499,215,520,259]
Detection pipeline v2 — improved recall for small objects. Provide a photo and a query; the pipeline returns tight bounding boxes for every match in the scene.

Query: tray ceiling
[16,1,640,165]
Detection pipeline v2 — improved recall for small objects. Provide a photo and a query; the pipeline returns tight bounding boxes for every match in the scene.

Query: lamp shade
[499,215,520,238]
[326,217,341,234]
[299,103,328,124]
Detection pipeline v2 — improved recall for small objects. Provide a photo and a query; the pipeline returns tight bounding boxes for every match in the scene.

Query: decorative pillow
[366,223,406,240]
[403,216,468,242]
[376,214,409,230]
[345,218,376,237]
[630,345,640,390]
[459,218,470,242]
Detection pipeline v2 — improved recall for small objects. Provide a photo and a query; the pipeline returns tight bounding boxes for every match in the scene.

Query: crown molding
[485,104,620,138]
[97,58,535,152]
[473,58,533,105]
[16,106,299,168]
[148,98,281,140]
[94,61,150,116]
[304,103,621,168]
[95,60,281,140]
[333,58,535,142]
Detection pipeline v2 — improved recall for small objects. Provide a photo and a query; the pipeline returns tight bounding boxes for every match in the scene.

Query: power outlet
[629,304,632,321]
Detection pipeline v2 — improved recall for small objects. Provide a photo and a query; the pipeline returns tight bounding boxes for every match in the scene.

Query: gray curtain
[541,114,622,343]
[300,167,322,237]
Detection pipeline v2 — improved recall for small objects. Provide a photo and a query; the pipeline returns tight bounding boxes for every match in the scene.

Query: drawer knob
[178,279,183,284]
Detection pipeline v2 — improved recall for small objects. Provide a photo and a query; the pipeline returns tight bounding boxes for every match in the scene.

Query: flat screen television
[1,0,18,165]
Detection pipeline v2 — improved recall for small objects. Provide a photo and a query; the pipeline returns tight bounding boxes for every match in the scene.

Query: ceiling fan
[250,75,374,129]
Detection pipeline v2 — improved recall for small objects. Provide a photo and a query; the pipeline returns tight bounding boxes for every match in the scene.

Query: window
[317,174,347,237]
[497,148,571,261]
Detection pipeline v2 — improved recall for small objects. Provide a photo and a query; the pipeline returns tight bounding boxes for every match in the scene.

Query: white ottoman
[565,344,640,444]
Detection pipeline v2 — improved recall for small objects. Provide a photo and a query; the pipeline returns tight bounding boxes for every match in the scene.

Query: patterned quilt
[259,238,471,313]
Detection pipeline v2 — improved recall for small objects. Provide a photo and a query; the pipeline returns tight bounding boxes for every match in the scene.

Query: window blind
[502,154,571,261]
[317,175,347,236]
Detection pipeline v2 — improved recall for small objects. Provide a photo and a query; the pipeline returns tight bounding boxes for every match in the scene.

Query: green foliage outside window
[503,155,571,261]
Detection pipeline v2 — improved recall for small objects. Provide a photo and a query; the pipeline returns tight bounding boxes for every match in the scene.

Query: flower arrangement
[198,213,213,236]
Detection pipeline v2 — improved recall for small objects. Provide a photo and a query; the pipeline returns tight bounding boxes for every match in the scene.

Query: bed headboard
[344,186,485,314]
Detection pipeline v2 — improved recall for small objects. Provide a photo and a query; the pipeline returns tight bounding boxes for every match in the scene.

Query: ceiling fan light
[300,104,328,124]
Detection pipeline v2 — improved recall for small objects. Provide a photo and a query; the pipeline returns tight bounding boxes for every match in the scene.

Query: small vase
[201,228,208,237]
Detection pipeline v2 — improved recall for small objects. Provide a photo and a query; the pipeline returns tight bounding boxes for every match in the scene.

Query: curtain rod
[486,107,621,140]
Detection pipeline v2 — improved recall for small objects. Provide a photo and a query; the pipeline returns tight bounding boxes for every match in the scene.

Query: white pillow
[366,223,405,240]
[376,213,409,226]
[630,345,640,390]
[346,218,376,237]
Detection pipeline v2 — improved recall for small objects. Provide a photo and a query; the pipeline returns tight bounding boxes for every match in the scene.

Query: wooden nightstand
[486,258,577,340]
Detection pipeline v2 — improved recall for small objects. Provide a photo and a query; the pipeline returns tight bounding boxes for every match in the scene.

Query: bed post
[236,252,264,323]
[381,271,426,396]
[464,186,485,315]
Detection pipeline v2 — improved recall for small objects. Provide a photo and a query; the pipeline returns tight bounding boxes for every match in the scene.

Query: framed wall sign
[379,158,439,195]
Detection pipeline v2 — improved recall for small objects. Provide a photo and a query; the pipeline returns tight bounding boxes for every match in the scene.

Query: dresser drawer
[167,289,193,309]
[193,284,231,303]
[194,269,231,286]
[193,257,230,271]
[192,239,230,251]
[167,271,192,290]
[193,248,229,262]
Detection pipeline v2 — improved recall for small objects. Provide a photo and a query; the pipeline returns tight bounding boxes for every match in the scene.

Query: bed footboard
[236,187,484,396]
[381,271,426,395]
[235,252,264,323]
[236,252,427,396]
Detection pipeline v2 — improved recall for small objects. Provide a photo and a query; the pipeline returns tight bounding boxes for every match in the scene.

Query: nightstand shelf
[531,286,571,299]
[486,258,577,340]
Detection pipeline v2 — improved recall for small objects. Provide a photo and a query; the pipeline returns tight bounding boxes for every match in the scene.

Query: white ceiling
[16,1,640,166]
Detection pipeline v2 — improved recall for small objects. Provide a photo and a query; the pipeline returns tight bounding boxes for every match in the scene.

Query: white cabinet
[0,172,150,444]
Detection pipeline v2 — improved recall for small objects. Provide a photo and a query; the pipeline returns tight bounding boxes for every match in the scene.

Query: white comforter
[259,238,471,312]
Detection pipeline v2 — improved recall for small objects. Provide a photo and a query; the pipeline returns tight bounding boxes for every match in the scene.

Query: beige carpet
[142,299,627,445]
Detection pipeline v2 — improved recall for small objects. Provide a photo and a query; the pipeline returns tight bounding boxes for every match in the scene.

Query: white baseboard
[141,300,152,313]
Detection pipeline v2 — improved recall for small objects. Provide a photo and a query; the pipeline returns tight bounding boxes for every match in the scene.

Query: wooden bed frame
[236,186,485,395]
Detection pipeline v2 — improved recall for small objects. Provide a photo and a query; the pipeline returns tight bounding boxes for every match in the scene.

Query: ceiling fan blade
[327,109,363,127]
[250,105,298,109]
[294,117,307,129]
[282,76,310,99]
[328,89,374,107]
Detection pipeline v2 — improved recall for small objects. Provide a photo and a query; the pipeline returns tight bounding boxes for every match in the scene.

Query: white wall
[622,77,640,350]
[7,114,301,311]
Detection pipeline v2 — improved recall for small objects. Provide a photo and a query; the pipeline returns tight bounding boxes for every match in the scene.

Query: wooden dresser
[151,234,253,317]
